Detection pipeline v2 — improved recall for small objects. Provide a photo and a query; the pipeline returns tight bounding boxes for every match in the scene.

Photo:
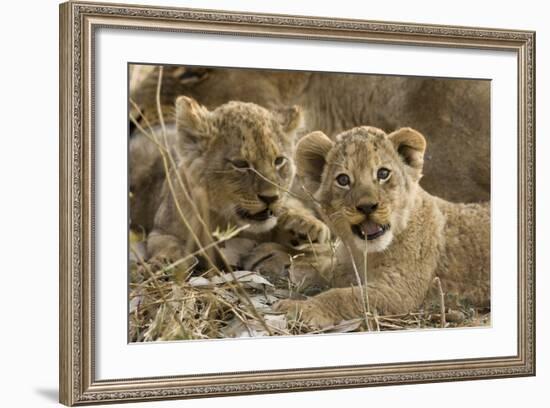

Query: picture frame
[59,1,536,405]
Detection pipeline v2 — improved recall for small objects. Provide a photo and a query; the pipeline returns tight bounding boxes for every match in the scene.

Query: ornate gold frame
[59,1,536,405]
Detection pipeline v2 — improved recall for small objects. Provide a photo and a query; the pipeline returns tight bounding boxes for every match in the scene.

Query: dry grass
[130,230,490,341]
[128,65,490,342]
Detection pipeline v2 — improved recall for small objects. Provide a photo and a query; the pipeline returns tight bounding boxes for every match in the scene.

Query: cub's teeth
[351,224,365,240]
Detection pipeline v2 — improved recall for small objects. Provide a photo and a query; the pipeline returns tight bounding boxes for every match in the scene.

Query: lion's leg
[146,230,186,264]
[274,287,365,328]
[274,277,429,329]
[144,180,200,270]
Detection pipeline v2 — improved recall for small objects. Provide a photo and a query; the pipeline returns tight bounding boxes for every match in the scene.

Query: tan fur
[137,96,329,269]
[131,66,490,203]
[274,126,490,328]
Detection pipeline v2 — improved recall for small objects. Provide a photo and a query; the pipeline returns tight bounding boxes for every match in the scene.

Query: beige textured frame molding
[59,1,536,405]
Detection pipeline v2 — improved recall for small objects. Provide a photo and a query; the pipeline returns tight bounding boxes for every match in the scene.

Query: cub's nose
[356,202,378,215]
[258,194,279,205]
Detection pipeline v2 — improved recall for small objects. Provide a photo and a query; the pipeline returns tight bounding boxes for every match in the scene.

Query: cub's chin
[355,231,393,253]
[234,207,278,234]
[241,216,278,234]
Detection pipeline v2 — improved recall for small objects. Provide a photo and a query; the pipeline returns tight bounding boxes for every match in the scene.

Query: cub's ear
[388,127,426,173]
[295,131,334,193]
[277,105,303,133]
[175,96,212,148]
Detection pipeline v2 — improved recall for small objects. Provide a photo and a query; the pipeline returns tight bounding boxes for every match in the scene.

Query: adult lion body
[132,67,490,203]
[274,126,490,328]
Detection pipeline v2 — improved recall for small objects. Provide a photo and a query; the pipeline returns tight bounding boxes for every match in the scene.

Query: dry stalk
[363,239,371,316]
[372,309,381,331]
[343,243,372,331]
[433,276,446,328]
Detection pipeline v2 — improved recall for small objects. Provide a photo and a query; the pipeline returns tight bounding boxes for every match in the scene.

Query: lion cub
[140,96,328,271]
[275,126,490,328]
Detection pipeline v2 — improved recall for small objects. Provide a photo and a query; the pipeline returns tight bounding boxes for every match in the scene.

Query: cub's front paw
[273,299,339,329]
[147,246,185,268]
[242,242,291,285]
[145,247,199,280]
[278,210,330,246]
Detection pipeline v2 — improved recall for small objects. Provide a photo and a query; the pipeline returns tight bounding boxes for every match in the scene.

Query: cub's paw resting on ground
[146,246,186,270]
[144,244,200,281]
[273,298,340,329]
[242,242,292,285]
[286,245,334,294]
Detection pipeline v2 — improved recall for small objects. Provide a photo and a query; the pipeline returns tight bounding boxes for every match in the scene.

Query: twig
[372,309,381,331]
[363,239,371,317]
[433,276,446,328]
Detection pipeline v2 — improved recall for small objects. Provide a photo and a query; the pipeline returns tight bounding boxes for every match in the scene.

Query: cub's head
[176,96,302,234]
[296,126,426,253]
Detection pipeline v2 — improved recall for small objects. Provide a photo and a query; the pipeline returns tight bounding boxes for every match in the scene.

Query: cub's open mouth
[351,220,389,241]
[236,207,274,222]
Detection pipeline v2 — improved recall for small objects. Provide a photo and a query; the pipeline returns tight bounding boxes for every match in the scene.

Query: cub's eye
[335,173,351,188]
[274,156,287,168]
[230,159,250,170]
[377,167,391,181]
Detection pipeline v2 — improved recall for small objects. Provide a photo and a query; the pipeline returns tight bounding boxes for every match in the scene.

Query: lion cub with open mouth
[139,96,328,273]
[275,126,490,329]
